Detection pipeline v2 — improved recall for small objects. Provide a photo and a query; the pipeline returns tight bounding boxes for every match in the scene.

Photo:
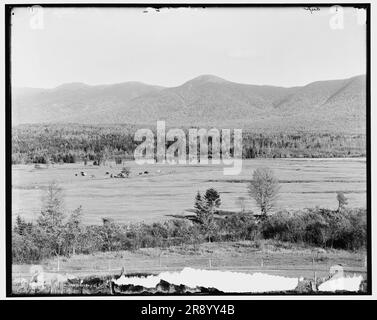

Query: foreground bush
[261,207,367,250]
[12,207,367,264]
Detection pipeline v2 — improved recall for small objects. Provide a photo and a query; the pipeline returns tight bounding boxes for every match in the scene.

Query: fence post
[314,271,317,289]
[209,258,212,269]
[312,257,317,291]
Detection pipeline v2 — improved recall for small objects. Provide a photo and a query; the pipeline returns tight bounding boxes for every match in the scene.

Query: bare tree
[248,168,280,217]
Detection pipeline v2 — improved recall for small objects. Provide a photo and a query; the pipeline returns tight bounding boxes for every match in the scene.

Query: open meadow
[12,158,366,224]
[9,5,369,295]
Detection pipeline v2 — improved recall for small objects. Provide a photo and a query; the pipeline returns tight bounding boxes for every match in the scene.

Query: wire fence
[12,256,367,281]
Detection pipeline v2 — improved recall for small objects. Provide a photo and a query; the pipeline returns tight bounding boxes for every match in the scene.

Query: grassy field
[12,158,366,224]
[12,240,367,282]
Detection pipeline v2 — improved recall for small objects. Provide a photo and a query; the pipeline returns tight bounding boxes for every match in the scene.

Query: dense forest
[11,124,366,164]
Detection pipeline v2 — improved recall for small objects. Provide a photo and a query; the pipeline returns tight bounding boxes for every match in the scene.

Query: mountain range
[12,74,366,133]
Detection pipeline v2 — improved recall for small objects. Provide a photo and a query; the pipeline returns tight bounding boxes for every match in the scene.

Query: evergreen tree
[204,188,221,212]
[194,189,221,242]
[37,181,66,256]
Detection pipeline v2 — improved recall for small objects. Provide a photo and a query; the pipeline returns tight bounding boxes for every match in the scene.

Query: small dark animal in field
[80,171,86,176]
[75,173,78,176]
[105,172,110,175]
[144,171,149,174]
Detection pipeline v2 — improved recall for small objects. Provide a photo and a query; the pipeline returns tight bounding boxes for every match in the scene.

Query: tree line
[12,124,366,164]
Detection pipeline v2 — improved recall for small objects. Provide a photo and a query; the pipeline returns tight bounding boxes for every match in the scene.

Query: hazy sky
[11,6,367,88]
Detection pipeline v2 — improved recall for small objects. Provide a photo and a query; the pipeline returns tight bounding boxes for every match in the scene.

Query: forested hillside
[12,74,366,134]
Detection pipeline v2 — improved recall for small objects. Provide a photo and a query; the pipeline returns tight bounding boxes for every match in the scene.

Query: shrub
[261,207,366,250]
[221,213,258,241]
[336,192,348,211]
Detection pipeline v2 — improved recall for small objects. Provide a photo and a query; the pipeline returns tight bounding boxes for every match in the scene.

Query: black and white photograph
[3,2,372,298]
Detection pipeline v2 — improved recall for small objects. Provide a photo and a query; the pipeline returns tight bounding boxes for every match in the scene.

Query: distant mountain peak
[54,82,89,90]
[12,74,366,133]
[185,74,228,85]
